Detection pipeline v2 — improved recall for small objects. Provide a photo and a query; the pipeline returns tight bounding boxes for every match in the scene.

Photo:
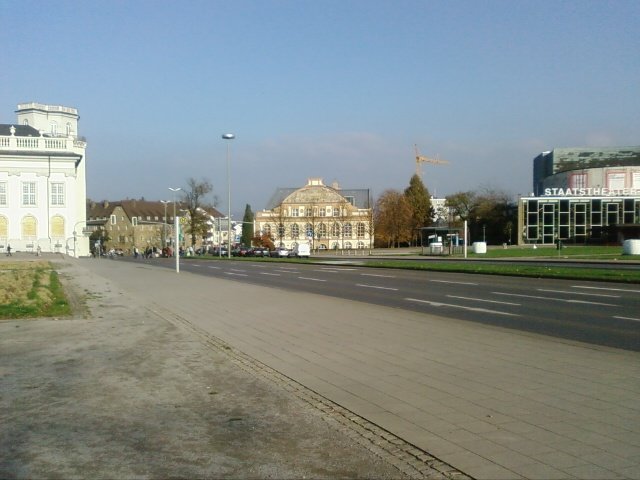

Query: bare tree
[182,178,214,247]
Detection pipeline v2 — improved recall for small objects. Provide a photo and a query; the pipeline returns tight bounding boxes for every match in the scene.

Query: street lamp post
[160,200,169,247]
[222,133,235,259]
[169,187,182,273]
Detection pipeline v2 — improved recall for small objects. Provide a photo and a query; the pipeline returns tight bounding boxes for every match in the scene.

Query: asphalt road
[122,256,640,352]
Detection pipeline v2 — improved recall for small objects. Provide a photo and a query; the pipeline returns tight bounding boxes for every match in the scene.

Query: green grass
[184,245,640,283]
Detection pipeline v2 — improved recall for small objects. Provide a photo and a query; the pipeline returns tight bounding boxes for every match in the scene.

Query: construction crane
[414,144,449,180]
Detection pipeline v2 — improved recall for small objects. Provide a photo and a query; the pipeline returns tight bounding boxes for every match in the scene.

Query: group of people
[4,244,42,256]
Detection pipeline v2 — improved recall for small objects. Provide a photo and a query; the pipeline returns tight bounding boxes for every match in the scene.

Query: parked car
[270,247,290,258]
[250,247,269,257]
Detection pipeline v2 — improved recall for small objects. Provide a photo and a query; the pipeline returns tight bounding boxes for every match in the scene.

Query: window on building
[633,172,640,189]
[51,183,65,206]
[570,173,587,189]
[345,196,355,206]
[23,120,29,126]
[22,182,36,206]
[318,223,327,237]
[50,121,57,136]
[264,224,271,236]
[291,223,300,238]
[345,241,352,249]
[607,172,625,190]
[357,222,365,238]
[51,216,65,238]
[110,215,116,225]
[0,182,6,206]
[66,123,72,136]
[331,222,341,237]
[292,207,299,217]
[132,217,138,226]
[277,223,285,237]
[333,207,340,216]
[344,222,352,237]
[305,223,313,238]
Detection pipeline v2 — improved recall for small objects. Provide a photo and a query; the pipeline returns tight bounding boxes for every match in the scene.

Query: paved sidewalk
[5,255,640,479]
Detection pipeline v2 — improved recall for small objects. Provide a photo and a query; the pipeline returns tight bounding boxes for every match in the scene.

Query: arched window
[277,223,285,238]
[291,223,300,238]
[357,222,365,238]
[305,223,313,238]
[331,222,341,237]
[51,215,65,238]
[318,223,327,237]
[50,121,57,136]
[345,241,352,249]
[357,241,365,249]
[0,215,8,238]
[344,222,352,237]
[21,215,37,239]
[66,123,72,136]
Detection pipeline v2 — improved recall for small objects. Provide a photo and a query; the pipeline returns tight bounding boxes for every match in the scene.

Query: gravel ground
[0,254,419,479]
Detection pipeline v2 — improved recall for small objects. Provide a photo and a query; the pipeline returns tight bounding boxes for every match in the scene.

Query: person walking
[6,244,11,256]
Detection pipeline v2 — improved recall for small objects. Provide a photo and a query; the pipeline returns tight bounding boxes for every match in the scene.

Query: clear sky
[1,0,638,217]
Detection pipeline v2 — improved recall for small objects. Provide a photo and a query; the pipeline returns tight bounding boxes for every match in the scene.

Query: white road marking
[208,266,221,269]
[447,295,521,306]
[613,316,640,322]
[361,273,396,278]
[320,267,358,271]
[429,279,478,285]
[229,269,246,273]
[493,292,617,307]
[260,272,281,276]
[298,276,326,282]
[356,284,398,291]
[537,288,619,298]
[225,272,248,277]
[406,298,519,316]
[572,285,640,294]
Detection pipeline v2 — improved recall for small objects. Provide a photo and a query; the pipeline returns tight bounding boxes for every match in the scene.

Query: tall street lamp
[160,200,169,247]
[222,133,235,259]
[169,187,182,273]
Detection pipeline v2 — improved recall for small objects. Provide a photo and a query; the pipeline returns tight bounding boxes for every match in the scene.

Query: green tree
[445,191,476,225]
[404,174,432,246]
[182,177,214,247]
[240,204,254,246]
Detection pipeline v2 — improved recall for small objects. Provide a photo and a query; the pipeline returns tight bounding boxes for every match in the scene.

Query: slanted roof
[0,124,42,137]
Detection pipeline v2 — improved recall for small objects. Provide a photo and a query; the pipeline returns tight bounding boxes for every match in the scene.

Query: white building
[0,103,88,256]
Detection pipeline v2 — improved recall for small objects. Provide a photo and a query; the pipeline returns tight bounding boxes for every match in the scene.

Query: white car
[270,247,290,258]
[291,243,310,258]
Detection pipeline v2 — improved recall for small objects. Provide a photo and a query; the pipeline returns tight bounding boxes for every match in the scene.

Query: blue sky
[1,0,638,216]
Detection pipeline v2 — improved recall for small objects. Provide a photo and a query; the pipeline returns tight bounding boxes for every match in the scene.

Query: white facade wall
[0,103,88,256]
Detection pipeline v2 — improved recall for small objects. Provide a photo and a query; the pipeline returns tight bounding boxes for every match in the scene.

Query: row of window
[0,182,65,207]
[22,119,73,137]
[262,222,368,239]
[0,214,67,238]
[569,171,640,189]
[288,204,353,217]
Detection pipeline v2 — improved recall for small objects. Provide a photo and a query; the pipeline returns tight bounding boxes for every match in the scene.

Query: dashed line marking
[537,288,619,298]
[356,284,398,291]
[361,273,396,278]
[447,295,520,306]
[573,285,640,294]
[429,279,478,285]
[613,316,640,322]
[406,298,519,316]
[298,277,326,282]
[224,272,248,277]
[493,292,617,307]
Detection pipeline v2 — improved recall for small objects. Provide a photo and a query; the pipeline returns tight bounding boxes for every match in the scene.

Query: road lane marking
[406,298,519,316]
[493,292,617,307]
[361,273,396,278]
[537,288,619,298]
[572,285,640,294]
[229,269,247,273]
[260,272,281,276]
[319,267,358,271]
[208,266,221,269]
[225,272,248,277]
[447,295,520,306]
[356,284,399,291]
[191,264,202,267]
[298,276,326,282]
[614,316,640,322]
[429,279,478,285]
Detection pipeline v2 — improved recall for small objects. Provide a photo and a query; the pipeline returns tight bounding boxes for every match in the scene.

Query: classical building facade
[519,146,640,245]
[255,178,373,250]
[0,103,88,256]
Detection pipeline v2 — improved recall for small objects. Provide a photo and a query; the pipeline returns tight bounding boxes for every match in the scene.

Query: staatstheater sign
[543,187,640,197]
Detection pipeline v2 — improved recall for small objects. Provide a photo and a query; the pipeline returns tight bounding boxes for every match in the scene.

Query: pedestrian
[36,245,41,256]
[6,244,11,256]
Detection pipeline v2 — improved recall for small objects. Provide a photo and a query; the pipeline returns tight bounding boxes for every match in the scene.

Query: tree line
[374,175,518,247]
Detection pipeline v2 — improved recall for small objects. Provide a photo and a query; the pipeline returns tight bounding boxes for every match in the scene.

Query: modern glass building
[519,146,640,245]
